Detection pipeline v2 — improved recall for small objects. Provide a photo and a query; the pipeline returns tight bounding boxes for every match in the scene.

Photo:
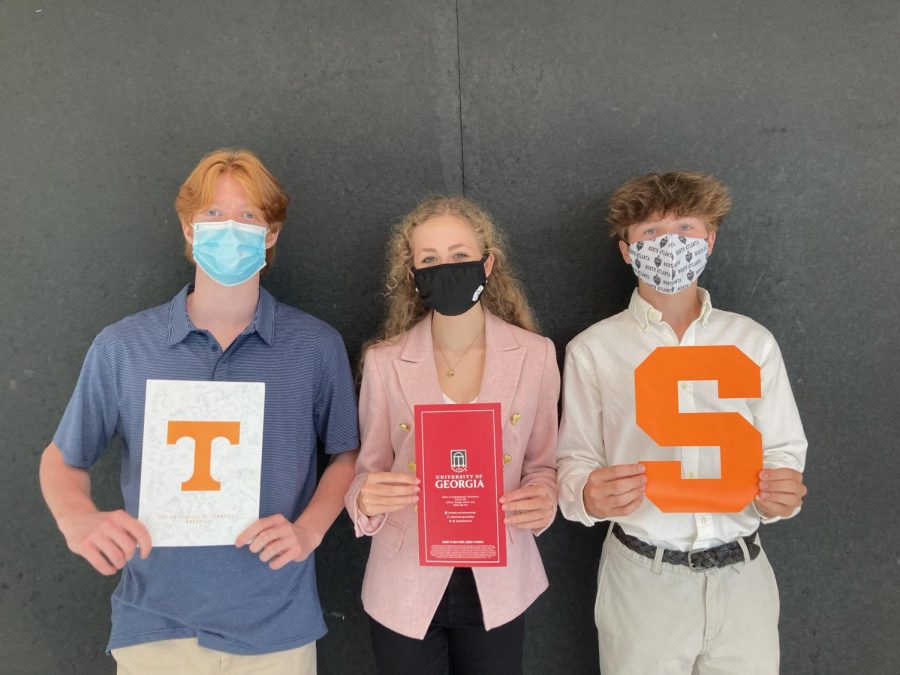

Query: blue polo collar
[166,284,276,347]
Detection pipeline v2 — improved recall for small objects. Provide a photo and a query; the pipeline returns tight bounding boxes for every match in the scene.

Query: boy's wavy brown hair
[608,171,731,242]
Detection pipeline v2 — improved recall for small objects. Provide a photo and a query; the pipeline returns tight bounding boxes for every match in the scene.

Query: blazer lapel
[478,310,525,420]
[393,312,444,414]
[393,310,526,421]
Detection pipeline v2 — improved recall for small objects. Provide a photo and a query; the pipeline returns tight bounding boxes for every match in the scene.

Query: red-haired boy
[40,149,359,672]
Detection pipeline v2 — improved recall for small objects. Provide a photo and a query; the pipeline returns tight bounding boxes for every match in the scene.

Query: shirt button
[210,345,218,352]
[399,423,410,432]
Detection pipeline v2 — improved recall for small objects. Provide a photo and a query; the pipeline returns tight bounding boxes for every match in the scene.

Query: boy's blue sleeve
[313,329,360,455]
[53,335,120,468]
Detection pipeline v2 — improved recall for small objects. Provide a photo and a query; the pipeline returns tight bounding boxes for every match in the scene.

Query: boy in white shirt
[556,171,807,674]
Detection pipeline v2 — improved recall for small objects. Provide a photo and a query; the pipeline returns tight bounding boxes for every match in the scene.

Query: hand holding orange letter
[755,468,807,517]
[582,463,647,518]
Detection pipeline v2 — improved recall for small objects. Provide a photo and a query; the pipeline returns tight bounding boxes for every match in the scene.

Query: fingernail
[760,492,768,499]
[760,482,767,490]
[761,471,769,479]
[641,476,647,484]
[638,464,646,473]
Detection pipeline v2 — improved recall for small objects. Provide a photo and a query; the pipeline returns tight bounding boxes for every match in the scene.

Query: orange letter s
[634,345,761,513]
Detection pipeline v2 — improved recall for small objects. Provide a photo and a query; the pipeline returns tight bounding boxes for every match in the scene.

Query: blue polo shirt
[53,285,359,654]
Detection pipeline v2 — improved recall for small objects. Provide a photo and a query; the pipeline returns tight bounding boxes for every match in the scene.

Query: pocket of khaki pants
[593,550,610,626]
[754,547,781,623]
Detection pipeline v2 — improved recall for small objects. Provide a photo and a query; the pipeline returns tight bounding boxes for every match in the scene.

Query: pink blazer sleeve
[520,336,561,535]
[344,347,393,537]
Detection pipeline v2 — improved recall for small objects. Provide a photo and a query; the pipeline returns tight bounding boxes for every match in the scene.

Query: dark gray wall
[1,1,896,673]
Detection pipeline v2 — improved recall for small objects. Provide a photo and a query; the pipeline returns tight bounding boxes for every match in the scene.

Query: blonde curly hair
[361,196,538,366]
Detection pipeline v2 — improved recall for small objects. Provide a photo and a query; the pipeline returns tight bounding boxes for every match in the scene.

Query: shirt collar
[697,287,713,326]
[166,284,276,347]
[627,287,714,331]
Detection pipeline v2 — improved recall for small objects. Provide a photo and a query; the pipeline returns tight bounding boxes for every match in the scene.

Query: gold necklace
[435,327,483,377]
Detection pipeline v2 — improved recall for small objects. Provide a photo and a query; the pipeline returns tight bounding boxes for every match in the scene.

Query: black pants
[369,567,525,675]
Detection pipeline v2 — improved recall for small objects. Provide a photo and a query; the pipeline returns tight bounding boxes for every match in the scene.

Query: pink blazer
[345,309,560,639]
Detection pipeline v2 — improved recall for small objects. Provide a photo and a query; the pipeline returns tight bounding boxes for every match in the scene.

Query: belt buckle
[687,547,711,572]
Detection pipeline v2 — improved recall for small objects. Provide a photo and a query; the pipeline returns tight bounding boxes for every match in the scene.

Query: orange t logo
[634,345,762,513]
[166,420,241,491]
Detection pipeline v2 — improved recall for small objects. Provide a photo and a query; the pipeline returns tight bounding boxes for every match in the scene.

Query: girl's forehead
[412,214,479,246]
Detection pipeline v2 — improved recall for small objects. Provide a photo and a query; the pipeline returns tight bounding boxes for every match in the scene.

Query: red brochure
[415,403,506,567]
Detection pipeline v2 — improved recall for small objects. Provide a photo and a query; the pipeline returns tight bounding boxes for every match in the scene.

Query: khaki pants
[112,637,316,675]
[595,532,780,675]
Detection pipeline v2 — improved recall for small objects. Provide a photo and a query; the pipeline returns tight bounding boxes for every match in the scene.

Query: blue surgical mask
[192,220,267,287]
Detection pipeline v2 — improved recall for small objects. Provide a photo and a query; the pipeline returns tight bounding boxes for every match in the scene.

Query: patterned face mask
[627,233,709,294]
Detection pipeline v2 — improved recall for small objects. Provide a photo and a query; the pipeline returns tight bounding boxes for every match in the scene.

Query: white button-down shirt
[556,288,807,551]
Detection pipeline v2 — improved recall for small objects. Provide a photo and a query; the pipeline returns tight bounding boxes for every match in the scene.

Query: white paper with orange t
[138,379,265,546]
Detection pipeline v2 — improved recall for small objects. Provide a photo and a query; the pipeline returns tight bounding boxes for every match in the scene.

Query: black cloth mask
[412,256,488,316]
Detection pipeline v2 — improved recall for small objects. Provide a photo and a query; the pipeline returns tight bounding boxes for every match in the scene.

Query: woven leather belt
[612,524,760,570]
